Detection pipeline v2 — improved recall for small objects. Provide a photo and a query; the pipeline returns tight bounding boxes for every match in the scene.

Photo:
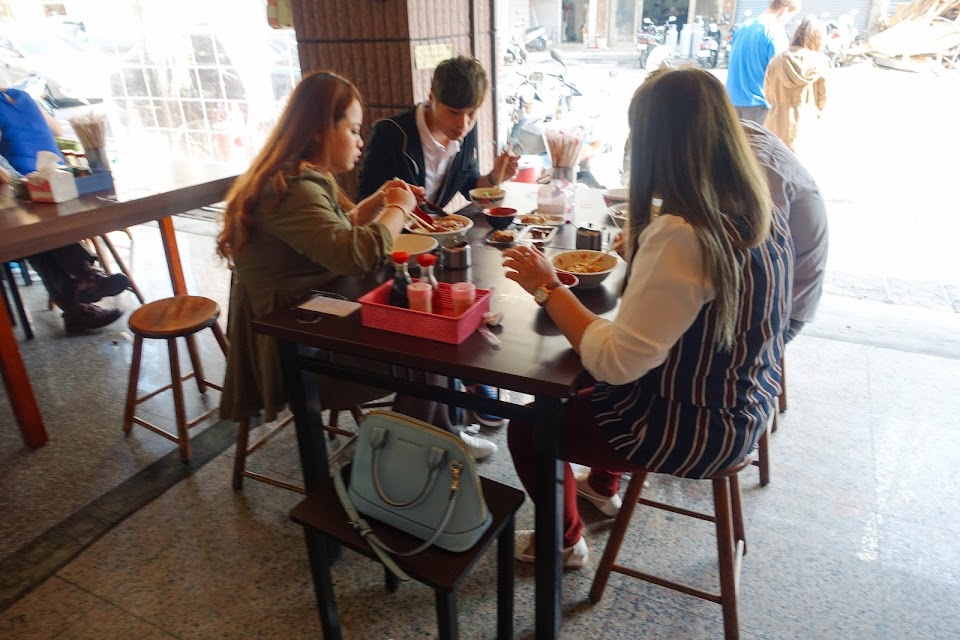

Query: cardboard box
[75,169,114,196]
[26,170,79,204]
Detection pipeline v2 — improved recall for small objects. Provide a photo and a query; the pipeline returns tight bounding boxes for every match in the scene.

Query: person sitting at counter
[502,67,793,567]
[0,87,129,333]
[216,71,497,460]
[357,55,520,431]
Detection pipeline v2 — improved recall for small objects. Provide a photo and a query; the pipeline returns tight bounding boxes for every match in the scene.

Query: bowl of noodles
[551,249,619,288]
[409,213,474,241]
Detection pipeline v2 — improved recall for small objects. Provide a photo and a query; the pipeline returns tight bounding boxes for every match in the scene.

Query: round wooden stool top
[129,296,221,339]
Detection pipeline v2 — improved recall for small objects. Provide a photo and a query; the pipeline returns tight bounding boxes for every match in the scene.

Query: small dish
[485,228,518,247]
[515,212,566,226]
[557,271,580,288]
[517,225,558,245]
[483,206,518,230]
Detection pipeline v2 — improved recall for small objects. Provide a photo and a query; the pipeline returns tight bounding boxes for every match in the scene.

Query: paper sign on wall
[414,44,454,70]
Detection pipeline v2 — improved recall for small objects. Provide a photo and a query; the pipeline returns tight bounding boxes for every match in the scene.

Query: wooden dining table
[0,162,241,449]
[253,182,625,639]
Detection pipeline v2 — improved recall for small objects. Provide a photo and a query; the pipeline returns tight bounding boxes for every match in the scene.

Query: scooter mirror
[529,71,544,83]
[550,48,567,68]
[668,16,676,22]
[643,17,653,25]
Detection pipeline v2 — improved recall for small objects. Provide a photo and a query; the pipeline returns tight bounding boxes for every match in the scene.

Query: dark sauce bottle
[389,251,412,308]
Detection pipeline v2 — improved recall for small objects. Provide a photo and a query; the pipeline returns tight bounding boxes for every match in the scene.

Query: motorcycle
[506,50,606,188]
[636,16,676,70]
[696,19,722,68]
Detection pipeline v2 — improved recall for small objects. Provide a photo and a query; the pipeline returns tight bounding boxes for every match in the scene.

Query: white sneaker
[459,431,497,460]
[514,530,589,569]
[575,473,622,517]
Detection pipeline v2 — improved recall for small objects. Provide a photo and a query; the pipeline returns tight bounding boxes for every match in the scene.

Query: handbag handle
[369,426,447,508]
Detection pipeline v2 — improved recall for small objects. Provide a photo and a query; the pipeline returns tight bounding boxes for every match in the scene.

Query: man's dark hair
[431,56,489,109]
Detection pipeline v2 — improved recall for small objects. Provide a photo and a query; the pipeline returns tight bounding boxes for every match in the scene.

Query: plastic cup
[407,282,433,313]
[450,282,476,316]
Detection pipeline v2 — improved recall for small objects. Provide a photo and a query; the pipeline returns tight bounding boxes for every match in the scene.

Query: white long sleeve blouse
[579,214,717,386]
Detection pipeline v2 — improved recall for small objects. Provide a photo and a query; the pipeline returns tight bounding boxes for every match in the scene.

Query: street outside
[511,47,960,358]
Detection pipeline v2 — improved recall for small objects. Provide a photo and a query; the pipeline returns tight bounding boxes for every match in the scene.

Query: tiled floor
[1,216,959,639]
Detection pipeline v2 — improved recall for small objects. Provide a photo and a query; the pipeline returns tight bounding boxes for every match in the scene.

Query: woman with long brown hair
[218,71,419,435]
[503,67,793,566]
[763,15,830,154]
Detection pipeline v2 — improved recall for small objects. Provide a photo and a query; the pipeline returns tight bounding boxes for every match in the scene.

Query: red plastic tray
[359,281,492,345]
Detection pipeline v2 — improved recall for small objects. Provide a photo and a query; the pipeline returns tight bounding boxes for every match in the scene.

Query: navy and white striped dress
[592,208,794,479]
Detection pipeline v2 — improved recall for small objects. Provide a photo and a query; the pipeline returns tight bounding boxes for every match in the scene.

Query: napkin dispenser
[25,151,79,204]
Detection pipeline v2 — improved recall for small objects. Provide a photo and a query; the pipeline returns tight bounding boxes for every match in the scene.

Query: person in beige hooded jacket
[763,15,830,154]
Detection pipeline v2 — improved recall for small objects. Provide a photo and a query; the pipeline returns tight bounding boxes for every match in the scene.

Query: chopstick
[580,238,623,267]
[396,179,437,231]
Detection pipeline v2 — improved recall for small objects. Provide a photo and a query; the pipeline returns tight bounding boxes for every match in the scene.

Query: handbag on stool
[334,410,493,580]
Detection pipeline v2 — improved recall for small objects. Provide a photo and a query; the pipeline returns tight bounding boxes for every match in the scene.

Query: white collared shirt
[415,102,460,203]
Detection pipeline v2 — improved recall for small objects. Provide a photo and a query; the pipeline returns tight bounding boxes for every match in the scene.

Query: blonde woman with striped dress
[503,67,794,567]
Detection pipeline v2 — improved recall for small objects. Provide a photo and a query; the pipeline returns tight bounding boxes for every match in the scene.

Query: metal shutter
[734,1,871,35]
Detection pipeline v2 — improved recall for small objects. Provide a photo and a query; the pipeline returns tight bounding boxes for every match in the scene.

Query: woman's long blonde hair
[626,67,772,350]
[216,71,360,259]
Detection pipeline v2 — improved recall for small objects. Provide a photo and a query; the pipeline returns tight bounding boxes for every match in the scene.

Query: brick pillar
[290,0,496,202]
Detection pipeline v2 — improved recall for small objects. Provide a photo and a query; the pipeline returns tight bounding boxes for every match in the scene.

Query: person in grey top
[741,118,828,341]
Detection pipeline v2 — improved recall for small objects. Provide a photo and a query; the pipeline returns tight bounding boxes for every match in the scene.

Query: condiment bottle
[416,253,440,307]
[389,251,412,308]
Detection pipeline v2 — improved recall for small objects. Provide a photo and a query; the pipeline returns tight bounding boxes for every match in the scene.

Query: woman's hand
[503,245,560,295]
[379,178,424,201]
[383,186,417,214]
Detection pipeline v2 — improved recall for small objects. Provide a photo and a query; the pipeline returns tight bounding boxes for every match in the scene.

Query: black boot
[62,303,124,333]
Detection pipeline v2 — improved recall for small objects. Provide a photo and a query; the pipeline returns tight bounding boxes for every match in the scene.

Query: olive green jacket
[220,168,393,423]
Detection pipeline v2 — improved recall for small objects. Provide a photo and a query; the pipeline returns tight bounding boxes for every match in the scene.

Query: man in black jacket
[358,56,518,438]
[357,56,518,208]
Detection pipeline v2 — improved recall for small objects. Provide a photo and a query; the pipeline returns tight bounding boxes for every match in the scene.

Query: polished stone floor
[1,216,959,639]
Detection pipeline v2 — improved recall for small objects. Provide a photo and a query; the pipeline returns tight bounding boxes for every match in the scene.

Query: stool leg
[232,418,251,490]
[167,338,190,462]
[435,588,458,640]
[757,428,770,487]
[185,334,206,394]
[730,474,747,556]
[771,407,779,434]
[304,528,343,640]
[210,321,229,355]
[89,237,112,274]
[123,335,144,434]
[497,513,515,640]
[384,567,400,593]
[590,470,647,604]
[712,477,741,640]
[778,357,787,413]
[3,263,33,340]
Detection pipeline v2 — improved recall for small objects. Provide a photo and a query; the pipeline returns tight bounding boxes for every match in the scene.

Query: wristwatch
[534,282,566,306]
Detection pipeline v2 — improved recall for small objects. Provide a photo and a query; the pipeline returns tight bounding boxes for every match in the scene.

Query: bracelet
[383,203,407,216]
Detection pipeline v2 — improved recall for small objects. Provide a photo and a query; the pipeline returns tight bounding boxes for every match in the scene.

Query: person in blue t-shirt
[726,0,800,125]
[0,88,130,333]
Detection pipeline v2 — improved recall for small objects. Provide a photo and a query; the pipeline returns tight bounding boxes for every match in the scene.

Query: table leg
[0,307,47,447]
[497,513,515,640]
[158,216,188,296]
[279,341,331,494]
[533,396,563,640]
[303,528,342,640]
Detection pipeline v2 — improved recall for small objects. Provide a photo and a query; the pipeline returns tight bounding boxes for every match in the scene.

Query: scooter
[696,20,722,68]
[636,16,676,70]
[824,11,860,66]
[506,50,606,188]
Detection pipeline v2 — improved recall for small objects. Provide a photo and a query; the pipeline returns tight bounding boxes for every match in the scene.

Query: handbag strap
[333,462,465,581]
[370,427,446,508]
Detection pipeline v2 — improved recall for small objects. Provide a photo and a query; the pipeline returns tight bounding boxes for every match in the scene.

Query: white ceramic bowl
[393,233,439,263]
[410,213,474,241]
[602,188,629,207]
[552,249,619,289]
[469,187,506,209]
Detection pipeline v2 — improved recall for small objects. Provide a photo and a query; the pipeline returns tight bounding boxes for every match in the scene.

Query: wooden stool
[291,469,524,640]
[123,296,229,462]
[590,454,755,640]
[232,400,392,493]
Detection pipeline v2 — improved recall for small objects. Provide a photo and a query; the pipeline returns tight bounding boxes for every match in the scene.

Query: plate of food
[485,228,519,247]
[515,211,566,226]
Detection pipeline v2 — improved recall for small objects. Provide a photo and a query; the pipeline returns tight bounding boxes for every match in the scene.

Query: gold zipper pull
[450,461,462,492]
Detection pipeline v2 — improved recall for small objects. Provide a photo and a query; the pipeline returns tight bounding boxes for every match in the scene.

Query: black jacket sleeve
[357,119,416,201]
